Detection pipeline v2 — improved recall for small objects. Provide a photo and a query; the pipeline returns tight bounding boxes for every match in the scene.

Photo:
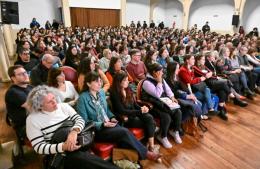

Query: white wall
[126,0,150,26]
[242,0,260,33]
[189,0,234,31]
[68,0,121,9]
[165,0,183,28]
[153,0,165,26]
[3,0,60,29]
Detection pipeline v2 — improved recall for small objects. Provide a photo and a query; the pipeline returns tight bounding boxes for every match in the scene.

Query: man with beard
[5,65,33,160]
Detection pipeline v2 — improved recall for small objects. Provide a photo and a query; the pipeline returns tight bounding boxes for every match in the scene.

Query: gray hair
[26,85,60,113]
[42,53,53,61]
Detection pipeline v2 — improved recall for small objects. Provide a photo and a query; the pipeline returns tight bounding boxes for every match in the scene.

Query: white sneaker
[169,130,182,144]
[156,135,172,149]
[155,126,160,133]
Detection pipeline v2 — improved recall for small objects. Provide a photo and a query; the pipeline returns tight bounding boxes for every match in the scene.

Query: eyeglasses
[15,71,28,76]
[22,52,30,55]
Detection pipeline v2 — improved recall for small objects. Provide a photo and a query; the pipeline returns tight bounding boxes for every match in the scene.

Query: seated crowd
[5,19,260,168]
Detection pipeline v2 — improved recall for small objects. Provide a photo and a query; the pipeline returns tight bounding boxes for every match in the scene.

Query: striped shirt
[26,103,85,155]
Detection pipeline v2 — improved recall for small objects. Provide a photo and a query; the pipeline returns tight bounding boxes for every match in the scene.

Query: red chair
[92,94,145,160]
[136,79,153,109]
[60,66,78,89]
[92,143,115,160]
[136,79,160,126]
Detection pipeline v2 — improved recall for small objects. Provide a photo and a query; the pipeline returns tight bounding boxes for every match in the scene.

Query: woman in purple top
[141,63,183,149]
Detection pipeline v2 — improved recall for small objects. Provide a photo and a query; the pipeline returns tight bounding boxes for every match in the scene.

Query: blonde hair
[103,48,111,58]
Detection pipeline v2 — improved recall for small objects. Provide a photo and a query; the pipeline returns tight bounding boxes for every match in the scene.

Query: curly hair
[26,85,60,113]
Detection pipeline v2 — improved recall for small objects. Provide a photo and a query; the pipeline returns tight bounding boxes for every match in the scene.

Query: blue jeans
[239,71,249,90]
[253,67,260,86]
[194,87,214,114]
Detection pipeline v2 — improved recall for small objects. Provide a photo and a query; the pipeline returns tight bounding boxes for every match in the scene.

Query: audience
[6,18,260,167]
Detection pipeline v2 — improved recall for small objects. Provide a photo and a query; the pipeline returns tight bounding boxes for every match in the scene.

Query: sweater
[26,103,85,155]
[126,61,147,83]
[178,65,201,85]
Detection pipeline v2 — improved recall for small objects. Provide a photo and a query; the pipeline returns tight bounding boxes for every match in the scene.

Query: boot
[218,107,228,121]
[233,98,248,107]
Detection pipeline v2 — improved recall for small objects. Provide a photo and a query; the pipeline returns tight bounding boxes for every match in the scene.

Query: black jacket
[30,63,49,86]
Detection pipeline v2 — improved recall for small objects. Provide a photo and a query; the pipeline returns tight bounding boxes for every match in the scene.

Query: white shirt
[26,103,85,155]
[58,81,79,105]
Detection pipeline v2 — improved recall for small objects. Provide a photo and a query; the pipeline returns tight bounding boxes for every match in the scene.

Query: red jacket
[178,65,201,85]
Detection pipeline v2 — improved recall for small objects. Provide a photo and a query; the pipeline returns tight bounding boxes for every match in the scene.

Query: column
[149,0,159,23]
[0,27,11,82]
[2,24,15,59]
[181,0,193,30]
[61,0,71,27]
[120,0,126,26]
[232,0,246,33]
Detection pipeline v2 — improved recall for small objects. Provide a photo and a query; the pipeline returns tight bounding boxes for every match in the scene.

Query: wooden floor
[0,82,260,169]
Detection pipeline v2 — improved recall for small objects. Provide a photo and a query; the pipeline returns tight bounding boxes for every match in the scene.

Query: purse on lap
[46,120,95,169]
[51,120,95,151]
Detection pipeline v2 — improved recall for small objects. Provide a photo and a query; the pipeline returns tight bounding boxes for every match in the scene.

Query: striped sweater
[26,103,85,155]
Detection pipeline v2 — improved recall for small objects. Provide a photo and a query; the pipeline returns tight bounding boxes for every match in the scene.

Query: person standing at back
[202,21,210,34]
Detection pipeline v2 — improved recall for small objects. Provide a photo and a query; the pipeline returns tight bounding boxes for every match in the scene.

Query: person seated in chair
[26,85,120,169]
[5,65,33,160]
[30,54,56,86]
[14,48,38,76]
[141,63,183,149]
[77,71,162,162]
[48,68,79,107]
[166,61,203,122]
[110,71,158,152]
[126,49,147,84]
[178,55,219,119]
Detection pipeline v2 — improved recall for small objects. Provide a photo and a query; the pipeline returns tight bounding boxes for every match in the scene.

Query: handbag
[51,120,95,150]
[191,81,207,93]
[46,120,95,169]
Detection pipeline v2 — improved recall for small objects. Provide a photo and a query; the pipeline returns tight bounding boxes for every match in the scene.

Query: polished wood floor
[0,82,260,169]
